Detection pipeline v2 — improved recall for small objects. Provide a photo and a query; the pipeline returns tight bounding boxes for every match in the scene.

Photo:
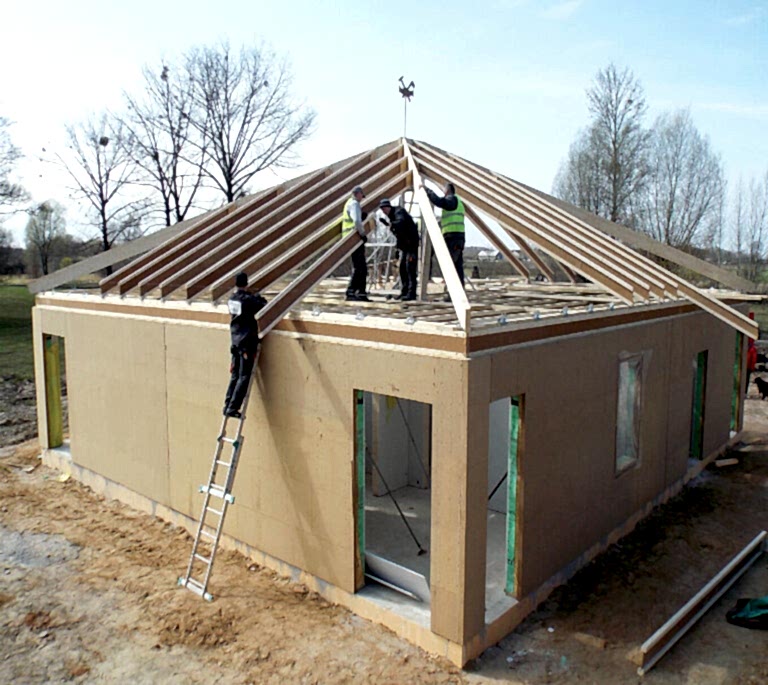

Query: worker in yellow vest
[423,181,465,301]
[341,185,370,301]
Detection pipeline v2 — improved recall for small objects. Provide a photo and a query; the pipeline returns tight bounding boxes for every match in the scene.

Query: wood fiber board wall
[666,314,736,461]
[486,312,737,597]
[40,302,469,606]
[164,324,232,518]
[462,356,491,638]
[39,309,171,504]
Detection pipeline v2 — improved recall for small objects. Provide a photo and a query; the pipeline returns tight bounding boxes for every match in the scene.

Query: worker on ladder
[223,272,267,418]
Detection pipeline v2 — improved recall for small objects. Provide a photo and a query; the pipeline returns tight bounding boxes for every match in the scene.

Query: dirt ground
[1,402,768,684]
[0,376,38,447]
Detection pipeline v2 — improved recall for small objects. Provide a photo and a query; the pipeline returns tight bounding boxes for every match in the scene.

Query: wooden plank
[423,140,682,299]
[130,175,319,295]
[30,219,189,294]
[638,531,766,676]
[205,159,409,301]
[413,142,663,301]
[182,149,405,300]
[410,153,637,304]
[528,187,755,292]
[559,263,578,283]
[97,204,231,294]
[143,145,395,297]
[463,203,530,278]
[412,144,649,300]
[465,207,556,282]
[418,229,432,301]
[241,171,412,299]
[105,143,393,295]
[156,146,401,299]
[108,187,292,295]
[256,220,375,337]
[403,141,471,331]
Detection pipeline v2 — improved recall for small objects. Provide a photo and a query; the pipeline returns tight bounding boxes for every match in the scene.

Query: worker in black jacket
[378,198,420,300]
[223,272,267,418]
[422,181,465,301]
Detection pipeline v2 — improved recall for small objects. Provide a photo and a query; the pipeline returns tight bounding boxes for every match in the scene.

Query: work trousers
[444,233,465,287]
[224,345,257,415]
[346,243,368,297]
[399,250,418,298]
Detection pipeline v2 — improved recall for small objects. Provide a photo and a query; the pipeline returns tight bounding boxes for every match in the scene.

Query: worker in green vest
[341,185,370,302]
[423,181,465,301]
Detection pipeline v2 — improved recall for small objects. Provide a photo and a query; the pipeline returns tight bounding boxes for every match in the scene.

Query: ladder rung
[194,553,211,564]
[220,436,236,444]
[216,460,231,467]
[185,578,204,592]
[206,506,223,516]
[200,530,216,539]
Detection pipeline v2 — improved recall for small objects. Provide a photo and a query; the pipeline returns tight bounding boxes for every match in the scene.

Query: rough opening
[43,334,68,449]
[354,390,432,607]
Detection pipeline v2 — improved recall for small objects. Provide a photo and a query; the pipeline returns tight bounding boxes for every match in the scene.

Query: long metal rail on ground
[637,530,767,676]
[178,349,261,601]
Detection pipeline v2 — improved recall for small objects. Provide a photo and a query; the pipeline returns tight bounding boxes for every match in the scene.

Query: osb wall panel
[37,309,171,505]
[36,304,475,641]
[486,311,738,597]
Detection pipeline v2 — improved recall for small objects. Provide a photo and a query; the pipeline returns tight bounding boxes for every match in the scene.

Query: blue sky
[1,0,766,246]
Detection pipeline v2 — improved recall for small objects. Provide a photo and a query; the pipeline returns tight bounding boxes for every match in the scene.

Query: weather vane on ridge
[399,76,415,138]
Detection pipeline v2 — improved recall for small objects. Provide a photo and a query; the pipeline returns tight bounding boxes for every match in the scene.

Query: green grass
[0,284,35,380]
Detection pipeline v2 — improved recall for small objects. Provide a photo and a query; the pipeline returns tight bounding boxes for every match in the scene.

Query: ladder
[178,349,260,601]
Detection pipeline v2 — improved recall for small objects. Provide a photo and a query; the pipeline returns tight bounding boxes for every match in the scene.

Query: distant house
[477,249,501,261]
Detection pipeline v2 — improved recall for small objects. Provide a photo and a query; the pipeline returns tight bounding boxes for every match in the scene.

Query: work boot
[225,410,242,419]
[356,293,371,302]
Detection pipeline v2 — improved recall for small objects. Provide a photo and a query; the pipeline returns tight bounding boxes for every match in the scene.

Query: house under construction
[32,138,759,666]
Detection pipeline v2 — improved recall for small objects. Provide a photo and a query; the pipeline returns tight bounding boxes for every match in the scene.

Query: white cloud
[541,0,584,20]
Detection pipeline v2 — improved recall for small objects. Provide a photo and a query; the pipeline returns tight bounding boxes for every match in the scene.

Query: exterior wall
[31,297,744,660]
[32,300,480,645]
[483,310,739,597]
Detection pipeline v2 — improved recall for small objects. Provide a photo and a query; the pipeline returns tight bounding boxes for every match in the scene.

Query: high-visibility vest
[341,197,356,237]
[440,196,465,234]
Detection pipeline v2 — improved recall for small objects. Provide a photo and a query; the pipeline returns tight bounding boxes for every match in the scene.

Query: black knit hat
[235,272,248,287]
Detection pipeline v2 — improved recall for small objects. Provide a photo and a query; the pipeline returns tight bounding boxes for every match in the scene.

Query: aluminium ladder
[178,349,260,601]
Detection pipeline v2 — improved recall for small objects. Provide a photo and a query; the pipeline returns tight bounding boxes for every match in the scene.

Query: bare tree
[61,114,149,262]
[732,172,768,282]
[587,64,649,224]
[640,109,725,249]
[553,126,607,217]
[122,62,207,226]
[185,42,316,202]
[555,64,649,226]
[25,200,66,275]
[0,117,27,212]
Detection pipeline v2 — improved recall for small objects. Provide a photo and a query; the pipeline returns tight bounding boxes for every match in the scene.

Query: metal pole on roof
[398,76,415,137]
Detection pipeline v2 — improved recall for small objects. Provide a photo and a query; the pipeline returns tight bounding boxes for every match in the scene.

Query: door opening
[354,390,432,605]
[43,334,68,449]
[486,395,524,620]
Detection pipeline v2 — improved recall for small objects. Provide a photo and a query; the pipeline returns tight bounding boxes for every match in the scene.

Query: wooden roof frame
[89,137,757,340]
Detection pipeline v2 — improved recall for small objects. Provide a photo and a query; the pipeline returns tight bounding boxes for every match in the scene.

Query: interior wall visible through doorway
[354,389,433,606]
[486,395,523,621]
